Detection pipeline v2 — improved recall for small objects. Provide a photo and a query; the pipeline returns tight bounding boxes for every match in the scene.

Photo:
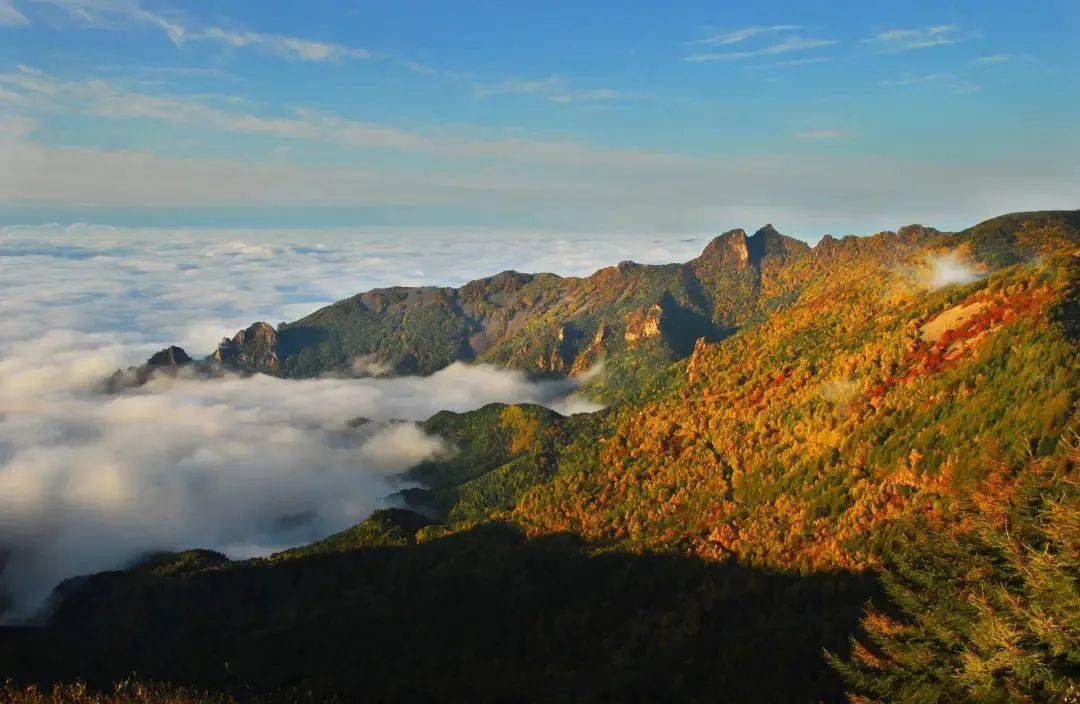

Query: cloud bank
[0,225,694,621]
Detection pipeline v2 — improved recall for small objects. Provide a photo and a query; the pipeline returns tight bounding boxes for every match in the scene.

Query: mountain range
[113,223,810,401]
[6,209,1079,703]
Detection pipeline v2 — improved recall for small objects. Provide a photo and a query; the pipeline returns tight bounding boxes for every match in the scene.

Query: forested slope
[6,210,1078,703]
[119,226,809,404]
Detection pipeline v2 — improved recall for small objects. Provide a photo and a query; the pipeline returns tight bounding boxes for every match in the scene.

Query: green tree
[830,453,1080,703]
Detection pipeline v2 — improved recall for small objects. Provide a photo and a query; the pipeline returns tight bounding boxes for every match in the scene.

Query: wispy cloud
[747,57,834,72]
[23,0,372,62]
[0,0,28,26]
[970,54,1012,66]
[879,72,955,86]
[794,129,850,140]
[185,26,370,62]
[125,65,241,82]
[0,85,26,102]
[0,67,664,167]
[862,25,964,51]
[686,35,836,62]
[686,25,802,47]
[473,75,619,104]
[772,57,833,67]
[1,66,426,149]
[879,72,978,95]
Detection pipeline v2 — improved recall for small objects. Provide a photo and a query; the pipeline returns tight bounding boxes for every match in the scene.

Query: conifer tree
[830,452,1080,703]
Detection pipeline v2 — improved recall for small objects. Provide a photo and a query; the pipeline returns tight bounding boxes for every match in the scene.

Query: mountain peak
[695,225,808,270]
[696,229,751,267]
[146,345,192,368]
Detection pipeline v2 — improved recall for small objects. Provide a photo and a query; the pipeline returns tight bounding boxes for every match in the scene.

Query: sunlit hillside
[5,210,1076,703]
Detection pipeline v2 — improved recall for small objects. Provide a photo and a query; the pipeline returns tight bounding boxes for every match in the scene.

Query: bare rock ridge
[146,345,192,368]
[214,321,279,372]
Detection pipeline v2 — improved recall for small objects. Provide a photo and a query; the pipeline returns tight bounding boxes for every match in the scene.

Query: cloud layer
[0,225,703,620]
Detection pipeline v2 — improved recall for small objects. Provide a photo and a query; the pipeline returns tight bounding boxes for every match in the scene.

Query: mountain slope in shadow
[3,520,873,704]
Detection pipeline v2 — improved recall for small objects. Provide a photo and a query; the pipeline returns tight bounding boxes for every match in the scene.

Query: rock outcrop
[624,304,665,344]
[103,345,194,392]
[214,321,279,373]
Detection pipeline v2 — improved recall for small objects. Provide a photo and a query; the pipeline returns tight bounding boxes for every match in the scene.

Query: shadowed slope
[3,523,872,704]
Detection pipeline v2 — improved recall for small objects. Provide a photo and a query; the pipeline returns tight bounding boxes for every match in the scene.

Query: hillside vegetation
[121,225,810,403]
[5,210,1078,703]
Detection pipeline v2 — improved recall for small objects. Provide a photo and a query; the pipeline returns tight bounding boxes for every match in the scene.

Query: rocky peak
[896,224,941,243]
[234,321,277,347]
[146,345,192,368]
[103,345,194,393]
[752,223,781,239]
[747,224,810,265]
[696,229,751,268]
[214,321,279,372]
[695,225,809,271]
[813,234,841,258]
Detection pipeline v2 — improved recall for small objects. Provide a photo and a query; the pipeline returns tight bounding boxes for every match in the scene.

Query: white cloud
[473,75,619,104]
[920,251,984,288]
[970,54,1012,66]
[0,69,1074,231]
[769,57,833,68]
[862,25,964,51]
[1,123,1075,234]
[877,72,978,94]
[0,67,420,149]
[184,25,370,62]
[0,67,653,160]
[686,36,836,62]
[23,0,372,62]
[0,0,28,26]
[686,25,802,47]
[879,72,955,86]
[2,224,679,620]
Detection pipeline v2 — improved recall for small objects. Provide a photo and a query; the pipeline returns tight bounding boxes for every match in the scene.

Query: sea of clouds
[0,224,707,621]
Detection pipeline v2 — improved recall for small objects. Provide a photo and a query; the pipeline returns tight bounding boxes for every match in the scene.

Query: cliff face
[214,321,279,373]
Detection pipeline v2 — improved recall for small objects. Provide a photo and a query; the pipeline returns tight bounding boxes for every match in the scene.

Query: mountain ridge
[114,220,950,401]
[8,208,1080,703]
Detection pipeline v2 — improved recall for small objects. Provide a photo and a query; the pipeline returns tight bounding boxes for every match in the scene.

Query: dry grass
[0,681,338,704]
[0,681,235,704]
[920,300,988,342]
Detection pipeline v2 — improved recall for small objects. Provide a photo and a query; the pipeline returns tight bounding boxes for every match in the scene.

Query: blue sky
[0,0,1077,237]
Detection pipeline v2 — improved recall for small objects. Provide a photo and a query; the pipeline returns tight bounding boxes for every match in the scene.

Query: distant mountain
[14,210,1079,704]
[118,225,814,400]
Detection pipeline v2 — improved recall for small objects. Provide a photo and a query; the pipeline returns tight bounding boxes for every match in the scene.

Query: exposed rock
[214,321,278,372]
[570,324,611,375]
[146,346,192,368]
[687,336,709,383]
[897,224,941,242]
[695,229,751,268]
[102,345,194,392]
[692,225,810,275]
[624,304,665,343]
[813,234,841,258]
